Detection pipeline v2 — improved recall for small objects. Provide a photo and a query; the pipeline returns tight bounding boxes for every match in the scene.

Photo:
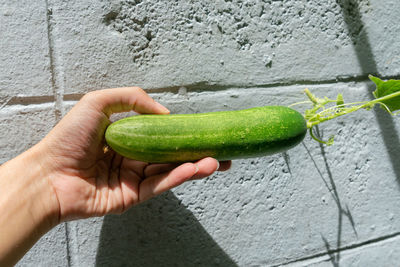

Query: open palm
[40,87,230,222]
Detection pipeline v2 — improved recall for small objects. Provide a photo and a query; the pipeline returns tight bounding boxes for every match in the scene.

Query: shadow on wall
[95,191,238,267]
[303,130,357,267]
[338,0,400,184]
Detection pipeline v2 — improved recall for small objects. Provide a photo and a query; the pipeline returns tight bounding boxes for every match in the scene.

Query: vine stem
[288,100,312,107]
[305,89,400,129]
[367,90,400,106]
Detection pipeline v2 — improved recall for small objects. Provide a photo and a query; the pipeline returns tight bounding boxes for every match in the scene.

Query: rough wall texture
[1,0,400,266]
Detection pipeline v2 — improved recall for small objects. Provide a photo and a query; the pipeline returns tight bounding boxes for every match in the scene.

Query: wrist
[0,143,60,265]
[18,142,61,228]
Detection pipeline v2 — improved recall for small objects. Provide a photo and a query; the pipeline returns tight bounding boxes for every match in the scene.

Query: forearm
[0,145,59,266]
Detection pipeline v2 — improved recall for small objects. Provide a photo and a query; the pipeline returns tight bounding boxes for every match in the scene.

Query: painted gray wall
[1,0,400,266]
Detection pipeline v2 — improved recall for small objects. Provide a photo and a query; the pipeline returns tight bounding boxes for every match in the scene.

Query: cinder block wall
[2,0,400,266]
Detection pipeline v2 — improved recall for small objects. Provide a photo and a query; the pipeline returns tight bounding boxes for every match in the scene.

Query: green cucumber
[105,106,307,163]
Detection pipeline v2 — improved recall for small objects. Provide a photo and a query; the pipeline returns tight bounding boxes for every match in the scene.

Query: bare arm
[0,146,59,266]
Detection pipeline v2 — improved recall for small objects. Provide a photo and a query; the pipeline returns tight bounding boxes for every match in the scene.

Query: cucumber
[105,106,307,163]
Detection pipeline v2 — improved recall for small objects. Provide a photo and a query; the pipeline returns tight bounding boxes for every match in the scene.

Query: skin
[0,87,231,266]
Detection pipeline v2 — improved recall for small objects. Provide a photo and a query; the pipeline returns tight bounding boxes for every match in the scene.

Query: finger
[190,157,220,180]
[84,87,170,117]
[116,158,147,210]
[118,167,141,209]
[107,157,145,214]
[106,154,124,213]
[95,150,116,190]
[121,158,149,179]
[144,163,181,177]
[139,162,198,202]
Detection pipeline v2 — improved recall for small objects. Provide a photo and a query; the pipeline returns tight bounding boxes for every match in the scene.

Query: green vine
[295,75,400,145]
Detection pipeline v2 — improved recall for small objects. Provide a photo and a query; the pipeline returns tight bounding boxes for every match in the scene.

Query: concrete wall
[1,0,400,266]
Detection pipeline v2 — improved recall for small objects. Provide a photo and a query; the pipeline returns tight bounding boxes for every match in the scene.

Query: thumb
[83,87,170,117]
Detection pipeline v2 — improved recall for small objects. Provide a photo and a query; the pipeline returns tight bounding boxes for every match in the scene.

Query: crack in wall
[44,0,63,122]
[273,231,400,266]
[44,0,70,266]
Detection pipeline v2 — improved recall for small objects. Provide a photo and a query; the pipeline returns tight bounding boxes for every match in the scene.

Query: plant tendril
[300,87,400,145]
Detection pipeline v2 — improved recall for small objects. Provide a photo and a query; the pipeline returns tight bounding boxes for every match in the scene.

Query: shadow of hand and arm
[95,191,238,267]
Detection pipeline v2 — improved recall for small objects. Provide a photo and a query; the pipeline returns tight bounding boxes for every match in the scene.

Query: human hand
[40,87,231,222]
[0,87,231,265]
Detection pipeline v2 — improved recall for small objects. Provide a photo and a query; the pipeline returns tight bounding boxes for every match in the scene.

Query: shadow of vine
[303,127,358,266]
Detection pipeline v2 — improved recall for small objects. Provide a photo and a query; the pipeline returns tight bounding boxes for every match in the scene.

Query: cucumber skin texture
[105,106,307,163]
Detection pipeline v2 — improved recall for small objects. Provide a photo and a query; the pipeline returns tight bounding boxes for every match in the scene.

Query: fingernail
[155,102,170,114]
[216,161,220,171]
